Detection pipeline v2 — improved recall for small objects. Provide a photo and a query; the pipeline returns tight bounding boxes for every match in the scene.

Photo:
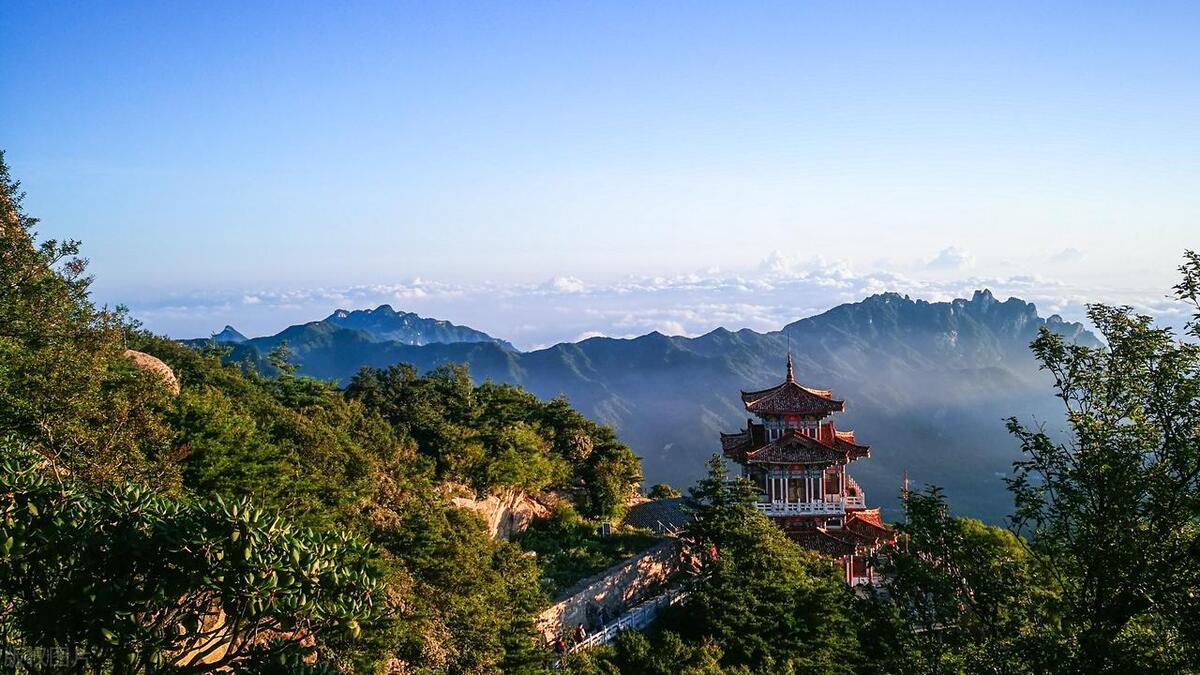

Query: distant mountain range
[187,304,514,353]
[185,290,1098,523]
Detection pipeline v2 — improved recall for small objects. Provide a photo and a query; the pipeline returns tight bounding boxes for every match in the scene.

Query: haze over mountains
[189,291,1098,523]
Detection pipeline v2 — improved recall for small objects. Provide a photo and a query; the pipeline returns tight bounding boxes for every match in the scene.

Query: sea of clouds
[125,248,1193,351]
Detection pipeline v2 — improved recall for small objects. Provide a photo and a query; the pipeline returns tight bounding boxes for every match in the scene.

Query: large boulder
[122,349,181,396]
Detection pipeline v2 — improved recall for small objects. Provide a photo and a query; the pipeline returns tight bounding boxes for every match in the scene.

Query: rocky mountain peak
[972,288,997,306]
[212,325,248,343]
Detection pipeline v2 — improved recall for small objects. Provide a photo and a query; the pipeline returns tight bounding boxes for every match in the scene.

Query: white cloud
[394,286,429,299]
[1049,247,1085,263]
[125,252,1187,349]
[547,276,586,294]
[759,250,795,275]
[927,246,975,269]
[656,321,688,336]
[573,330,608,341]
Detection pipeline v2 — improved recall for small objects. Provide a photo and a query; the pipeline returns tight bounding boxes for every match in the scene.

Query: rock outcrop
[122,349,181,396]
[448,485,550,539]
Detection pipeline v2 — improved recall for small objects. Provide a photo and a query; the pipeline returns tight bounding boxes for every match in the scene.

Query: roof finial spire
[786,349,794,384]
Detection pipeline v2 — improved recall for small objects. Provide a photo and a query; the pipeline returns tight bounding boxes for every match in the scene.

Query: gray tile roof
[622,497,694,534]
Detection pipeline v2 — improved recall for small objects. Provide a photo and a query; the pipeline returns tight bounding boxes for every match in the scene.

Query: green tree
[150,339,550,674]
[0,443,381,673]
[647,483,682,499]
[572,630,725,675]
[577,442,642,521]
[862,487,1052,675]
[665,455,861,674]
[344,364,642,519]
[514,505,658,597]
[0,150,175,487]
[267,341,298,377]
[1003,251,1200,674]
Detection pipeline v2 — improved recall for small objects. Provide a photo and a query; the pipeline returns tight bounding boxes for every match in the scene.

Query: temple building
[720,355,891,585]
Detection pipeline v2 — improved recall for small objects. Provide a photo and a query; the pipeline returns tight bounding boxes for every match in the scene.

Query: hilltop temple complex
[720,355,891,584]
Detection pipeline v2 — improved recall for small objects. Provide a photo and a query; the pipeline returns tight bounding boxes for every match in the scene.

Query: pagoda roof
[720,424,763,463]
[740,373,845,417]
[824,424,870,460]
[844,508,892,543]
[787,511,891,554]
[791,529,858,557]
[744,430,850,465]
[721,421,869,465]
[739,355,845,417]
[720,429,751,453]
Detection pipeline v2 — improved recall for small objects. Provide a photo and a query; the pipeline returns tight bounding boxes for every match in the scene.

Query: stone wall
[536,538,681,642]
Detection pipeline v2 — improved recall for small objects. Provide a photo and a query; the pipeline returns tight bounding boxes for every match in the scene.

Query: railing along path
[567,586,689,653]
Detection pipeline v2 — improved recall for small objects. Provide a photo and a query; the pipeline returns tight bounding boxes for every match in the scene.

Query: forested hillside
[0,152,642,672]
[204,291,1100,523]
[3,152,1198,674]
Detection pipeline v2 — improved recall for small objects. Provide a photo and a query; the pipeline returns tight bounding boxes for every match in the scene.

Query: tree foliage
[586,456,862,675]
[0,443,380,673]
[513,505,658,597]
[569,630,725,675]
[680,456,861,674]
[859,252,1200,675]
[1000,253,1200,674]
[860,488,1054,675]
[345,365,642,518]
[0,150,176,489]
[647,483,681,499]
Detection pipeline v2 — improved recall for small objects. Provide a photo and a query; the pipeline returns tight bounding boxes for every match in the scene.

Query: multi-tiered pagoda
[720,355,890,585]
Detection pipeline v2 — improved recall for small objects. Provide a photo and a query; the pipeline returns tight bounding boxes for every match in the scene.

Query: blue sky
[2,2,1197,347]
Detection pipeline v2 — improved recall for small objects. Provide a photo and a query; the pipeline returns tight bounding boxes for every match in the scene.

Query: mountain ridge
[184,289,1097,523]
[187,304,514,352]
[324,304,516,350]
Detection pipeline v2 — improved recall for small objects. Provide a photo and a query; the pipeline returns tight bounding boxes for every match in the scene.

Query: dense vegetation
[343,364,641,520]
[2,149,1198,673]
[512,505,659,597]
[0,445,381,672]
[0,150,640,672]
[579,457,862,674]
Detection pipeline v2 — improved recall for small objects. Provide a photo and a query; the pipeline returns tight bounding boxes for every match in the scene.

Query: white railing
[568,587,690,654]
[755,500,846,516]
[845,476,867,507]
